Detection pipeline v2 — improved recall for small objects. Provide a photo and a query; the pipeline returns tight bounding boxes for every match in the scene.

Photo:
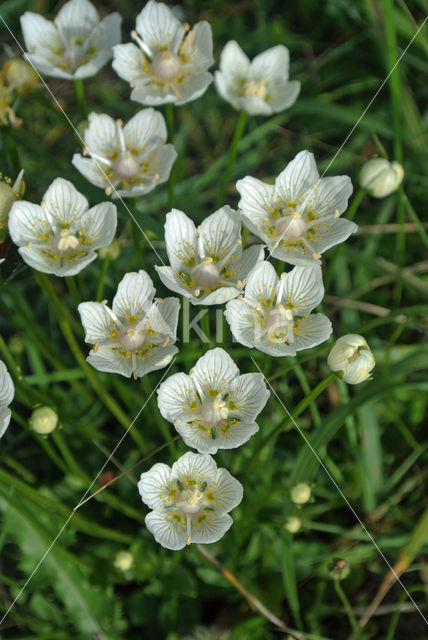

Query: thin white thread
[267,15,428,261]
[0,15,166,266]
[251,357,428,627]
[0,359,175,626]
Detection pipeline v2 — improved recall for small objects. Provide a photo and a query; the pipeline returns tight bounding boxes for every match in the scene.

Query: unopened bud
[284,516,301,534]
[360,157,404,198]
[30,406,59,435]
[3,58,39,94]
[328,334,375,384]
[329,558,350,581]
[290,483,311,505]
[114,550,134,571]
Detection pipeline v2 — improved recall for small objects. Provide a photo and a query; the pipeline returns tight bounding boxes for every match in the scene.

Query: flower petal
[0,406,11,439]
[164,209,197,272]
[157,372,197,423]
[199,206,241,261]
[124,108,167,151]
[112,42,146,84]
[0,361,14,407]
[175,418,259,455]
[78,301,114,343]
[302,175,353,218]
[269,80,301,112]
[171,451,217,484]
[72,155,107,189]
[84,112,119,159]
[155,265,193,298]
[190,348,239,398]
[181,21,213,70]
[275,150,319,204]
[80,202,117,249]
[310,217,358,254]
[293,313,332,351]
[190,513,233,545]
[175,71,213,105]
[208,467,243,517]
[42,178,88,227]
[138,462,176,510]
[243,260,278,308]
[21,12,60,55]
[86,341,133,377]
[18,245,97,277]
[236,176,276,243]
[143,297,180,339]
[112,270,155,323]
[145,510,186,550]
[56,0,99,37]
[136,0,185,55]
[227,373,269,421]
[8,202,50,246]
[279,263,324,315]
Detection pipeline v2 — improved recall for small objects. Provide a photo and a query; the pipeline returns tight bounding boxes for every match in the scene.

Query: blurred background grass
[0,0,427,638]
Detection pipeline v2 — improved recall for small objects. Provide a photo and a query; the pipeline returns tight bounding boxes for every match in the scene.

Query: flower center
[112,151,140,180]
[243,78,267,99]
[191,257,220,288]
[275,207,307,239]
[152,51,182,81]
[177,488,205,515]
[119,327,147,351]
[199,396,229,426]
[57,228,79,252]
[265,304,295,343]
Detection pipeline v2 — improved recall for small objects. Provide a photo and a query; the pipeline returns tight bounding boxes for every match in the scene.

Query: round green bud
[30,406,59,435]
[290,483,311,505]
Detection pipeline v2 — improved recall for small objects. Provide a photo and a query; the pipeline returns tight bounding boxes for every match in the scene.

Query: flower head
[360,157,404,198]
[225,261,332,357]
[327,334,375,384]
[155,207,264,305]
[112,0,213,106]
[78,270,180,379]
[157,348,269,454]
[138,451,243,550]
[72,109,176,198]
[0,360,14,439]
[215,41,300,116]
[9,178,117,276]
[21,0,121,80]
[290,483,311,505]
[237,150,357,266]
[3,58,39,94]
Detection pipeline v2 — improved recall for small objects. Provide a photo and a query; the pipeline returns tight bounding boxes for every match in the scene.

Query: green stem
[215,110,248,208]
[66,276,80,306]
[73,78,88,120]
[165,102,175,209]
[334,579,360,636]
[402,191,428,251]
[95,255,111,301]
[36,273,148,454]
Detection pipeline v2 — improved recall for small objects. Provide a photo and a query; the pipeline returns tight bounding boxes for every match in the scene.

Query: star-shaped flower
[78,270,180,379]
[112,0,213,106]
[8,178,117,277]
[237,150,357,266]
[157,348,269,454]
[0,360,14,439]
[155,207,264,305]
[215,40,300,116]
[225,260,332,356]
[138,451,243,550]
[72,109,177,198]
[21,0,121,80]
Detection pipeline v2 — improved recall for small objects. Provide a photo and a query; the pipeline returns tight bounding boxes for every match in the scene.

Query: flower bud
[3,58,38,94]
[0,170,25,242]
[114,550,134,571]
[30,406,59,435]
[284,516,301,534]
[329,558,350,581]
[290,483,311,505]
[360,158,404,198]
[328,334,375,385]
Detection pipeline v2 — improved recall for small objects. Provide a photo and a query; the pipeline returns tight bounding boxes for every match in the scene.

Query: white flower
[78,270,180,379]
[327,334,375,385]
[360,158,404,198]
[72,109,177,198]
[8,178,117,277]
[112,0,213,106]
[138,451,243,550]
[237,150,357,266]
[114,550,134,571]
[290,483,311,505]
[155,207,264,305]
[0,360,14,439]
[225,261,332,357]
[215,41,300,116]
[157,348,269,454]
[21,0,121,80]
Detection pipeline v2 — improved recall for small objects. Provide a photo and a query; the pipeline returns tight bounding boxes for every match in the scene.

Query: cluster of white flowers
[1,0,380,556]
